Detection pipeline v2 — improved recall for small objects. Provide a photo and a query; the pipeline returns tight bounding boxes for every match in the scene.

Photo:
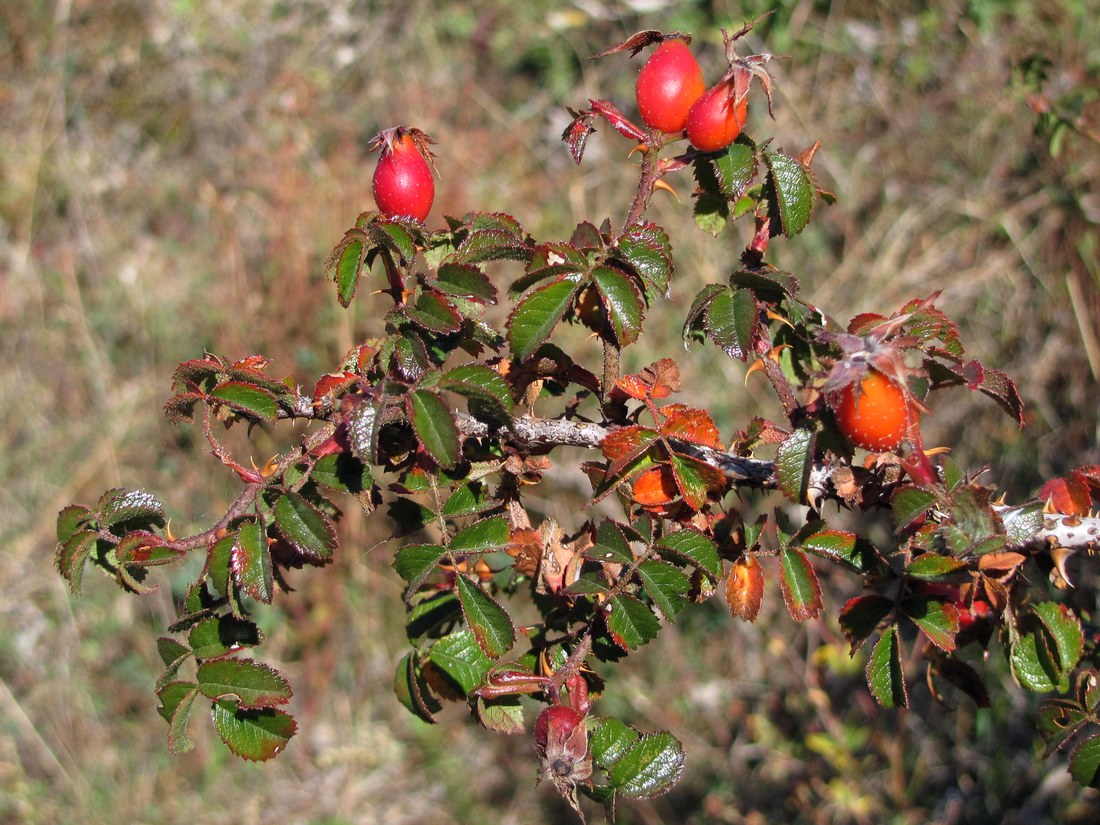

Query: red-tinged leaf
[901,596,959,653]
[507,277,582,362]
[232,518,273,604]
[394,651,441,724]
[601,425,661,476]
[433,263,497,303]
[405,290,463,333]
[1039,471,1093,517]
[799,528,865,571]
[187,615,262,662]
[368,217,418,264]
[328,235,366,307]
[272,492,337,561]
[978,367,1025,426]
[449,229,531,266]
[616,223,674,297]
[475,696,525,735]
[197,658,292,708]
[164,391,205,423]
[891,485,937,531]
[1070,734,1100,789]
[775,428,815,504]
[839,595,894,654]
[867,626,908,708]
[98,488,166,531]
[606,595,661,650]
[667,452,725,510]
[562,109,597,164]
[312,371,358,405]
[588,98,648,142]
[115,531,184,566]
[592,265,646,347]
[171,355,223,392]
[55,530,96,594]
[655,529,722,579]
[450,515,510,553]
[712,137,759,203]
[725,555,764,622]
[607,731,686,799]
[211,699,296,762]
[347,397,382,464]
[660,404,722,448]
[407,389,461,468]
[210,381,279,422]
[455,575,516,659]
[764,151,816,238]
[56,505,95,543]
[905,553,970,582]
[630,466,678,507]
[157,680,199,755]
[779,546,822,621]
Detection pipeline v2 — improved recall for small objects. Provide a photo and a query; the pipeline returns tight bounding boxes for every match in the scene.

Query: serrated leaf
[428,629,493,695]
[667,452,724,510]
[98,488,166,531]
[507,277,581,362]
[211,381,279,422]
[1034,602,1084,677]
[799,528,866,571]
[588,520,634,565]
[616,223,673,296]
[892,486,937,531]
[839,595,894,654]
[636,560,689,620]
[433,263,497,303]
[1037,699,1088,756]
[273,492,337,560]
[713,138,758,201]
[592,265,645,347]
[310,452,374,497]
[197,659,292,708]
[655,530,721,579]
[206,532,236,597]
[905,553,969,582]
[408,389,461,468]
[779,546,822,621]
[188,615,262,661]
[600,425,661,478]
[1070,734,1100,789]
[441,363,514,418]
[476,696,525,734]
[776,428,815,504]
[158,636,189,668]
[589,716,640,770]
[157,681,199,755]
[456,576,515,659]
[369,218,418,264]
[607,595,661,650]
[56,530,97,594]
[450,516,509,553]
[901,596,959,652]
[607,732,685,799]
[1000,501,1045,546]
[725,555,764,622]
[331,237,365,307]
[394,651,441,723]
[450,229,531,266]
[867,626,907,708]
[705,287,759,361]
[211,699,296,762]
[393,544,448,597]
[682,283,726,345]
[232,518,273,604]
[57,505,95,543]
[764,151,815,237]
[405,290,463,333]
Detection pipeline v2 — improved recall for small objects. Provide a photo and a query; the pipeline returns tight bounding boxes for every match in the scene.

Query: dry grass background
[2,1,1099,823]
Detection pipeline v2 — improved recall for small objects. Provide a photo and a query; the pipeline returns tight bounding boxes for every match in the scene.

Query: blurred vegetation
[2,0,1099,823]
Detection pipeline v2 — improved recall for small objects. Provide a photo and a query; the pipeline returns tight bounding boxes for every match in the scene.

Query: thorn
[745,359,766,383]
[1049,546,1075,589]
[993,493,1007,506]
[652,179,680,202]
[923,446,951,457]
[628,143,648,158]
[165,519,176,543]
[1043,496,1059,515]
[586,331,601,342]
[260,455,280,478]
[765,310,794,330]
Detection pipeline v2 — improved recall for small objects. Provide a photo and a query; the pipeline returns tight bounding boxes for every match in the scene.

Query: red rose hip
[635,39,706,134]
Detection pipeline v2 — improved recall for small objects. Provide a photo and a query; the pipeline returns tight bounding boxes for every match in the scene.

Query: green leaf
[98,488,166,531]
[310,452,374,497]
[667,452,722,511]
[905,553,969,582]
[1010,603,1083,693]
[369,218,418,264]
[408,389,461,468]
[704,287,759,361]
[428,629,493,695]
[592,265,645,347]
[616,223,673,297]
[901,596,959,652]
[441,482,492,517]
[1035,602,1084,677]
[405,290,462,333]
[799,528,867,571]
[775,428,815,504]
[197,659,292,708]
[867,626,908,708]
[188,616,263,661]
[713,138,758,201]
[655,530,721,579]
[891,486,937,531]
[450,229,531,266]
[507,277,581,362]
[455,576,515,659]
[273,492,337,560]
[1070,734,1100,789]
[232,518,273,604]
[57,505,95,543]
[206,531,236,598]
[211,699,296,762]
[1037,699,1088,757]
[588,520,634,565]
[211,381,279,422]
[406,591,462,641]
[393,544,448,597]
[433,263,497,303]
[157,681,199,755]
[157,636,189,669]
[839,595,894,654]
[476,696,525,735]
[682,283,726,345]
[450,515,510,553]
[607,732,686,799]
[56,530,97,594]
[441,363,514,418]
[607,595,661,650]
[394,651,441,723]
[636,560,689,620]
[588,716,640,770]
[779,546,822,621]
[331,237,365,307]
[764,151,815,238]
[347,398,382,464]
